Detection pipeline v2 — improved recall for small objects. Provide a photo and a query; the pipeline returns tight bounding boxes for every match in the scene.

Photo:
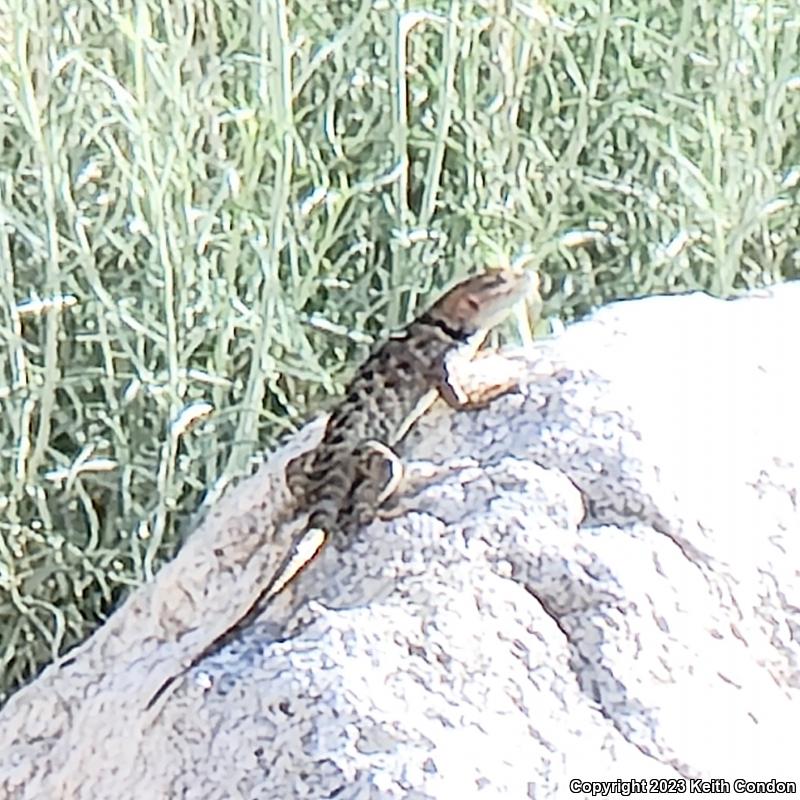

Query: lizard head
[424,268,536,341]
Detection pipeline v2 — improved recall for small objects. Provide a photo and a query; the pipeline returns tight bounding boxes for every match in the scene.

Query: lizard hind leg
[335,440,405,535]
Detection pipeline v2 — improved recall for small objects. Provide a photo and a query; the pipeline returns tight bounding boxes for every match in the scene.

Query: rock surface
[2,284,799,798]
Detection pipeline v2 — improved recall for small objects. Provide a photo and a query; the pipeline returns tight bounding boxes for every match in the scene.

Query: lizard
[144,267,536,711]
[284,267,536,537]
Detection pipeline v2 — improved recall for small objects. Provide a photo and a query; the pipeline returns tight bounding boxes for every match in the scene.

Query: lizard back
[285,268,534,534]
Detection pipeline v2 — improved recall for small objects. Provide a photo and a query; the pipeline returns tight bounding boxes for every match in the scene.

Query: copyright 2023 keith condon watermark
[570,777,797,795]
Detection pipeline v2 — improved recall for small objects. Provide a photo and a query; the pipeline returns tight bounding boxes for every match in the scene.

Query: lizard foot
[440,350,528,410]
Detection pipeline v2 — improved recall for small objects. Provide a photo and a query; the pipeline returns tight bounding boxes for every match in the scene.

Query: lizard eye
[465,296,480,311]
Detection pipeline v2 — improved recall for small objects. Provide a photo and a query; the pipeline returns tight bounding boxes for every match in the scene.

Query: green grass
[0,0,798,702]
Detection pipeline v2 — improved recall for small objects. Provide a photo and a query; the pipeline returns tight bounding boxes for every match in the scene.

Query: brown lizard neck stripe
[416,311,472,342]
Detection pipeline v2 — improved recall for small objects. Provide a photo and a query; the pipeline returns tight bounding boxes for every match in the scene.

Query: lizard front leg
[438,349,524,410]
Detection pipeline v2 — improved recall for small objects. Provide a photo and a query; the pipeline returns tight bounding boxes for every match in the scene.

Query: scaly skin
[286,267,535,534]
[144,268,535,712]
